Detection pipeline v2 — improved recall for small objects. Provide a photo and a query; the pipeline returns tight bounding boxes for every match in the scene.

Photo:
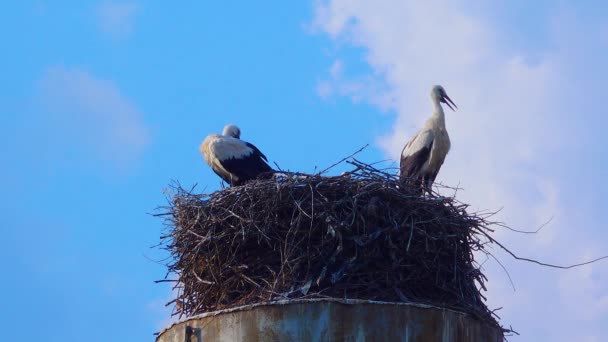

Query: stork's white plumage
[200,124,273,186]
[399,85,457,193]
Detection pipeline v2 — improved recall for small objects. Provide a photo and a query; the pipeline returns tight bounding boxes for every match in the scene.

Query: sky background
[1,1,607,341]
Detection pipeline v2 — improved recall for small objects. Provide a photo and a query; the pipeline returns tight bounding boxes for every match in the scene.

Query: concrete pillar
[156,299,502,342]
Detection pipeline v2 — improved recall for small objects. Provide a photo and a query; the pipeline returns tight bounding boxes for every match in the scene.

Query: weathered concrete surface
[157,299,502,342]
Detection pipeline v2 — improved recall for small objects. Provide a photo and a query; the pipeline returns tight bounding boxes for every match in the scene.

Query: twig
[317,144,369,175]
[483,230,608,269]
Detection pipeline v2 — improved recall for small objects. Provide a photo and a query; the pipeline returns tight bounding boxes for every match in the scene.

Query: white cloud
[559,254,608,320]
[38,65,149,168]
[313,0,608,340]
[97,1,139,39]
[317,58,395,110]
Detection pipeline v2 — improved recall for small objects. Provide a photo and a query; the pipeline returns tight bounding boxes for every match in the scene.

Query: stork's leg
[418,177,426,196]
[423,178,432,196]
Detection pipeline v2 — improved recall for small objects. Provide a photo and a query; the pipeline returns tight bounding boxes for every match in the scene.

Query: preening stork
[200,124,274,186]
[399,85,457,193]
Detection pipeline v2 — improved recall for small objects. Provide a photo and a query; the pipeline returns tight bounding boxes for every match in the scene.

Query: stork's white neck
[431,97,446,127]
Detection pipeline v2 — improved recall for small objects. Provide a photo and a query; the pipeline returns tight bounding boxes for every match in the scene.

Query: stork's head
[431,85,457,111]
[222,124,241,139]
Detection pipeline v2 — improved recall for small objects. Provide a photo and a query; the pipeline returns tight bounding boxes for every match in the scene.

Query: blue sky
[1,1,607,341]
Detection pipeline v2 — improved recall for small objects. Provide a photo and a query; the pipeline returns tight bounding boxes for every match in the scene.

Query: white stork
[200,124,273,186]
[399,85,457,193]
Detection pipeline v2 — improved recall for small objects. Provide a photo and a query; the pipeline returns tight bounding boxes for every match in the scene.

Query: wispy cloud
[317,58,394,110]
[96,1,139,39]
[147,283,180,331]
[313,0,608,340]
[37,65,149,169]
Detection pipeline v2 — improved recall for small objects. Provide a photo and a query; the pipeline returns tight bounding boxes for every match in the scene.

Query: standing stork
[200,124,274,186]
[399,85,457,194]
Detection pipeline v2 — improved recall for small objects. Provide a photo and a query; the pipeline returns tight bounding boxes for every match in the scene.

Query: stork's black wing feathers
[399,143,432,184]
[425,159,443,185]
[246,142,269,162]
[221,143,274,186]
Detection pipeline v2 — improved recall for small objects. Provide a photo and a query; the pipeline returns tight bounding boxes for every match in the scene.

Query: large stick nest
[157,161,501,328]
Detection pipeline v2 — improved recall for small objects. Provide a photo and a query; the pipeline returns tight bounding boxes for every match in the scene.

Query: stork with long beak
[399,85,457,193]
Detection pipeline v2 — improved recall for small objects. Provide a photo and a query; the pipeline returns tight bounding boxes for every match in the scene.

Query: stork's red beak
[443,95,457,111]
